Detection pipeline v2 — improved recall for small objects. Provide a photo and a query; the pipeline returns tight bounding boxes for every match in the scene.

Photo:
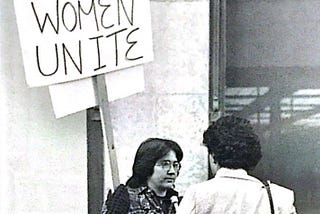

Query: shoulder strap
[262,180,275,214]
[218,176,275,214]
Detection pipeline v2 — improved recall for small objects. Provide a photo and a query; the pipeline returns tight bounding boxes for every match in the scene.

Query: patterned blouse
[102,185,179,214]
[127,186,178,214]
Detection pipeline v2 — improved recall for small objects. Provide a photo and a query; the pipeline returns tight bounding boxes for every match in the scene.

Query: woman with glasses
[102,138,183,214]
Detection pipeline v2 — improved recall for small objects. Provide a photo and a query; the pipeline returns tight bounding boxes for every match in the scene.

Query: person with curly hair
[177,115,297,214]
[102,138,183,214]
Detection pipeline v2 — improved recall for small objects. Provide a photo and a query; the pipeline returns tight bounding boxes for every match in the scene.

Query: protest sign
[14,0,153,87]
[49,65,144,118]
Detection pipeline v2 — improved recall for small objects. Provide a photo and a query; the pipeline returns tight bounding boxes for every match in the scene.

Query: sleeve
[176,185,197,214]
[270,183,297,214]
[101,184,130,214]
[289,204,297,214]
[289,192,297,214]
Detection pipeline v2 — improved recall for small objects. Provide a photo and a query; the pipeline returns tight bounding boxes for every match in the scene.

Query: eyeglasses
[155,160,181,171]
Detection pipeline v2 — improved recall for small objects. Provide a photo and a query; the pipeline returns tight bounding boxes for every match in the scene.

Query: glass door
[210,1,320,213]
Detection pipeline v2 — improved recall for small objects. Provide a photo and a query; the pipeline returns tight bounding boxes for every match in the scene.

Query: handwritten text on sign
[14,0,153,87]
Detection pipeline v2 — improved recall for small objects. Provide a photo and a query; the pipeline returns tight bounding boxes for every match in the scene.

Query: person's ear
[209,154,219,175]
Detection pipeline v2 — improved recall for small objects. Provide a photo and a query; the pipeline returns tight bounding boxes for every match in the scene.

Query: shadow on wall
[225,66,320,213]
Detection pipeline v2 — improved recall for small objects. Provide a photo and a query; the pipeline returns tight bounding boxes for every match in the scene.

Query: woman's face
[147,150,180,195]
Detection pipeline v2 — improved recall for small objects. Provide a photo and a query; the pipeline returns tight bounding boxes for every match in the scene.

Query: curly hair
[203,115,262,171]
[126,138,183,188]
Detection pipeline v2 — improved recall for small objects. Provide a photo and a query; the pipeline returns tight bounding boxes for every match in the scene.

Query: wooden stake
[93,75,120,190]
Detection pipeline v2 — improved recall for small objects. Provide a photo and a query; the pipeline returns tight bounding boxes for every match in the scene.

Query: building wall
[0,0,88,212]
[105,0,209,193]
[1,0,209,212]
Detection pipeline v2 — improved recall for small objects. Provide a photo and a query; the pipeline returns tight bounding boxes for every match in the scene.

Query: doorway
[210,1,320,213]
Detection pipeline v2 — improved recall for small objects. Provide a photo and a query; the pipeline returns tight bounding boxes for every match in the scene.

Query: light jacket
[177,168,297,214]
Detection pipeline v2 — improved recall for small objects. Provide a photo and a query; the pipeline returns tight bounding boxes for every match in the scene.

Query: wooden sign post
[93,75,120,189]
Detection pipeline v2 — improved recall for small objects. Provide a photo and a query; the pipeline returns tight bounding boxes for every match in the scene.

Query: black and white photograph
[1,0,319,213]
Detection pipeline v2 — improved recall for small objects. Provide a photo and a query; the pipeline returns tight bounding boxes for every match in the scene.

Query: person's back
[177,115,297,214]
[178,168,296,214]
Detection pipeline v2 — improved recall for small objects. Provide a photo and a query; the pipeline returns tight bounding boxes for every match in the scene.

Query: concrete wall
[0,1,88,212]
[106,0,209,194]
[1,0,209,212]
[1,1,88,213]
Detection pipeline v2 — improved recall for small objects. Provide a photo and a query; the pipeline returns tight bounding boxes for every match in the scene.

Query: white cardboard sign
[14,0,153,87]
[49,65,145,118]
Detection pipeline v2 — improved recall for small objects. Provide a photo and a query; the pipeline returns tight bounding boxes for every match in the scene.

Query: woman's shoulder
[102,184,130,214]
[268,182,296,213]
[269,182,295,199]
[183,179,216,195]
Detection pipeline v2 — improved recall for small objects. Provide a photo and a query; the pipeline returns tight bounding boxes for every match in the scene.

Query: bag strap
[218,176,275,214]
[262,180,275,214]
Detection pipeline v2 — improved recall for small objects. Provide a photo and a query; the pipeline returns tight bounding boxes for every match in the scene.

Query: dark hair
[126,138,183,188]
[203,115,262,171]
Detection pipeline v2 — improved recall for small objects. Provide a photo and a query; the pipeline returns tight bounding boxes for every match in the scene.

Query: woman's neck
[147,183,167,197]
